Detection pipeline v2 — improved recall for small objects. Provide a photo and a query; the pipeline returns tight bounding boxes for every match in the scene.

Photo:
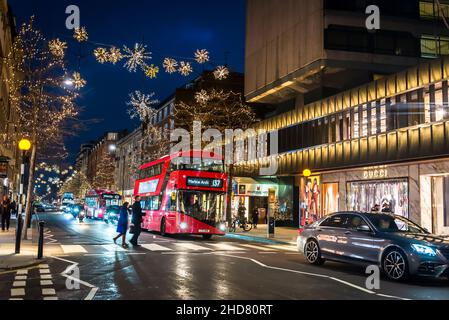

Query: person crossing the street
[130,196,145,247]
[113,202,130,249]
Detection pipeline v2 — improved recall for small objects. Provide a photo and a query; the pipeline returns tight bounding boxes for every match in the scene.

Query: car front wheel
[304,239,325,265]
[382,248,409,282]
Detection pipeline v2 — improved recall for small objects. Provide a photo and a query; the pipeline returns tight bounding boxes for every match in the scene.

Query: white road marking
[39,264,49,268]
[51,256,99,301]
[40,274,52,280]
[15,276,27,281]
[265,245,299,252]
[61,245,88,254]
[12,281,26,287]
[40,280,53,286]
[11,288,25,297]
[16,270,28,275]
[207,243,247,251]
[176,243,213,251]
[215,253,411,301]
[102,244,128,252]
[239,244,277,251]
[9,298,24,301]
[42,288,56,296]
[141,244,173,252]
[39,269,51,274]
[43,297,59,300]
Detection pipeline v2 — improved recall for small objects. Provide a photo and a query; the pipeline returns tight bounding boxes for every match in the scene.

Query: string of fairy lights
[34,162,76,199]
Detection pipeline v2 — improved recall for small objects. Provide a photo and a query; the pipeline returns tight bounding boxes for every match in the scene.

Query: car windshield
[107,205,120,211]
[367,214,427,234]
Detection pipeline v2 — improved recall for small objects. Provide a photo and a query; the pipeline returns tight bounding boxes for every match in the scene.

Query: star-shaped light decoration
[94,47,108,64]
[144,64,160,79]
[163,58,178,74]
[72,72,86,89]
[108,47,123,64]
[195,90,210,104]
[179,61,193,76]
[48,39,67,58]
[194,49,210,64]
[126,90,159,121]
[73,27,88,42]
[123,43,152,72]
[214,66,230,80]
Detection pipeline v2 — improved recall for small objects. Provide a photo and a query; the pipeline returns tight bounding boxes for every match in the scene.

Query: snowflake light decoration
[108,47,123,64]
[94,47,108,64]
[195,90,210,104]
[48,39,67,58]
[73,27,88,42]
[127,91,159,121]
[163,58,178,74]
[179,61,193,76]
[214,66,230,80]
[144,64,160,79]
[72,72,86,89]
[194,49,210,64]
[123,43,152,72]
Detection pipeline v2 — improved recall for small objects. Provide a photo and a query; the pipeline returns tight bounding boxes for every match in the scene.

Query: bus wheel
[202,234,213,240]
[160,219,166,237]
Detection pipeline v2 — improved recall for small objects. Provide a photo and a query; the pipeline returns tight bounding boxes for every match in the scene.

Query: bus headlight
[219,223,227,232]
[180,222,188,230]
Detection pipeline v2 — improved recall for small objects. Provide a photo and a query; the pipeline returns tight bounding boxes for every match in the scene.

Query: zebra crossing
[58,241,298,256]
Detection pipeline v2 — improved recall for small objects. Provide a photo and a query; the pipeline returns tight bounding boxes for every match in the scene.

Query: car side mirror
[357,225,371,232]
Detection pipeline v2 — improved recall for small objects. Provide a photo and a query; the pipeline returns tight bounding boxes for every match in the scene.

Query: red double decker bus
[134,151,228,239]
[85,189,122,220]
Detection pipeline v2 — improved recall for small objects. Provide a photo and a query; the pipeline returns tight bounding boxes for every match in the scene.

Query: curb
[225,233,290,245]
[0,258,47,272]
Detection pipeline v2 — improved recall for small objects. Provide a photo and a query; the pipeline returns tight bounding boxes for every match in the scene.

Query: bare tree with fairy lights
[5,17,82,238]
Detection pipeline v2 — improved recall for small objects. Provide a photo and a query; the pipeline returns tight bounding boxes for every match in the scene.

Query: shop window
[380,99,387,132]
[322,183,339,216]
[347,179,409,217]
[421,35,449,57]
[345,113,351,140]
[370,102,377,135]
[424,87,432,123]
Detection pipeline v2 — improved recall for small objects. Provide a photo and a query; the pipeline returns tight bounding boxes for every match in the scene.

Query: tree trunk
[226,163,234,226]
[23,144,37,240]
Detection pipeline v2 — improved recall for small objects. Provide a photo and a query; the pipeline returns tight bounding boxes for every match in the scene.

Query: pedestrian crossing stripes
[141,244,173,252]
[56,242,299,255]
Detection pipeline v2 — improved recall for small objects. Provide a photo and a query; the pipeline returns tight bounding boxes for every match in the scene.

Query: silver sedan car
[297,212,449,281]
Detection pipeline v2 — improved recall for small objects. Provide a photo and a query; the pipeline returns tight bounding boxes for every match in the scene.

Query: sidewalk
[228,224,299,244]
[0,217,44,271]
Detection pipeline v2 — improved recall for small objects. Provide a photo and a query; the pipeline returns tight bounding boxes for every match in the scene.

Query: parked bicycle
[229,217,253,233]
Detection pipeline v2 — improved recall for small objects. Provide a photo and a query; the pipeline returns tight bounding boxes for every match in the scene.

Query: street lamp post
[16,139,31,253]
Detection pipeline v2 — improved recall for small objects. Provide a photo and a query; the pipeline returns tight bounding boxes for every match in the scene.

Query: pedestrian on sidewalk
[130,196,145,247]
[10,199,17,217]
[113,202,130,249]
[252,207,259,229]
[1,195,11,232]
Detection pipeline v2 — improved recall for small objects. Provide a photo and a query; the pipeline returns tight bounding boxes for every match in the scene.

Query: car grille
[439,248,449,260]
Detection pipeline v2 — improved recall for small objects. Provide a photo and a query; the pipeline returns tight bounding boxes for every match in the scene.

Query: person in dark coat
[10,200,17,217]
[130,196,145,247]
[1,195,11,232]
[252,207,259,229]
[113,202,130,248]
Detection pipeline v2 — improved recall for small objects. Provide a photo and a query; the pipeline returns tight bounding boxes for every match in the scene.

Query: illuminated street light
[19,139,32,151]
[303,169,312,178]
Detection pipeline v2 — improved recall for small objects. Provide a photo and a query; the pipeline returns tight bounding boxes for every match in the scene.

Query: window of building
[380,99,387,133]
[370,102,377,135]
[361,104,368,137]
[424,87,432,123]
[420,1,449,20]
[435,83,446,121]
[421,35,449,57]
[353,107,360,139]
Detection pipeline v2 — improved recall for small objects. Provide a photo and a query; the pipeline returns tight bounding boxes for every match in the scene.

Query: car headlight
[411,244,437,257]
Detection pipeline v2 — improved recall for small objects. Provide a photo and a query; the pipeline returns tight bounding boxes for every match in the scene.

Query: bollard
[37,221,45,259]
[15,214,23,254]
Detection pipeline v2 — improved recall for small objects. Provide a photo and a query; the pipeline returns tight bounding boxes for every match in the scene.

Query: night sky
[11,0,246,163]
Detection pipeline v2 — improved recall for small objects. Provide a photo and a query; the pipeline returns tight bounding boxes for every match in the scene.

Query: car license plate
[199,229,210,233]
